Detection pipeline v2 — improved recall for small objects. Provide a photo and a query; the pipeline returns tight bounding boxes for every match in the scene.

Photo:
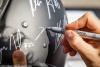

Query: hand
[12,50,27,67]
[60,12,100,67]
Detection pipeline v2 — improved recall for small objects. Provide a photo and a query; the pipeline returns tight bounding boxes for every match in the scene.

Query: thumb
[12,50,27,67]
[65,30,89,53]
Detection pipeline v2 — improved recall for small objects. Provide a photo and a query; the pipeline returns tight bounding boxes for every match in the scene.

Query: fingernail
[13,50,27,66]
[13,50,24,61]
[65,31,73,42]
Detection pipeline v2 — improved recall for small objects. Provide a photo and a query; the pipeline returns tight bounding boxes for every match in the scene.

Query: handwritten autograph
[46,0,60,19]
[0,27,46,64]
[29,0,42,17]
[29,0,60,19]
[0,0,65,64]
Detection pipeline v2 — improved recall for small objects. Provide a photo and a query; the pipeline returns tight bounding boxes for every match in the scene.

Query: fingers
[60,36,77,56]
[63,46,77,56]
[12,50,27,67]
[64,30,92,53]
[60,37,71,53]
[69,49,77,56]
[66,12,100,33]
[60,37,68,46]
[63,45,71,53]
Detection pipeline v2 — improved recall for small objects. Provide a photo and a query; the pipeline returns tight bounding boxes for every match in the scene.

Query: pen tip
[46,27,51,30]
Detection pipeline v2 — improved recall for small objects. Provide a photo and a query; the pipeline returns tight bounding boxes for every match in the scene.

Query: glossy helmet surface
[0,0,68,67]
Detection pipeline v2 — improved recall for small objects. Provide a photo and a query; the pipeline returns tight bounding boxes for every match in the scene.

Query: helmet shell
[0,0,68,67]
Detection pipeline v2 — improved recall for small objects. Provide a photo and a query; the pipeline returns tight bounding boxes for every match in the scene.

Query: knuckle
[84,12,92,18]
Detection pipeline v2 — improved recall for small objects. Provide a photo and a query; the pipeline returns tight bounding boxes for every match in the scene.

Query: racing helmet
[0,0,68,67]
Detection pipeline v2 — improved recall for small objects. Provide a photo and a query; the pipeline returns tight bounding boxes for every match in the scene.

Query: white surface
[66,10,96,24]
[65,60,86,67]
[64,10,96,67]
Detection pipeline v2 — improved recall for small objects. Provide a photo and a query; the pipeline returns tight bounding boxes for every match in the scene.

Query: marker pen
[46,27,100,40]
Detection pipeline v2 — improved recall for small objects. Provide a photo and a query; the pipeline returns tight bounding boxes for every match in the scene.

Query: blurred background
[61,0,100,67]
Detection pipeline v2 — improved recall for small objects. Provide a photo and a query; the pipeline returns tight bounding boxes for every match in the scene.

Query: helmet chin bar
[0,0,66,67]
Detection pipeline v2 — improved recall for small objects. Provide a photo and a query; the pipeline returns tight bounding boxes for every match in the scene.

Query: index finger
[66,12,100,33]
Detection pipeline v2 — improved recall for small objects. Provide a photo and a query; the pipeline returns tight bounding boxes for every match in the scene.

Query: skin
[12,50,27,67]
[60,12,100,67]
[12,12,100,67]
